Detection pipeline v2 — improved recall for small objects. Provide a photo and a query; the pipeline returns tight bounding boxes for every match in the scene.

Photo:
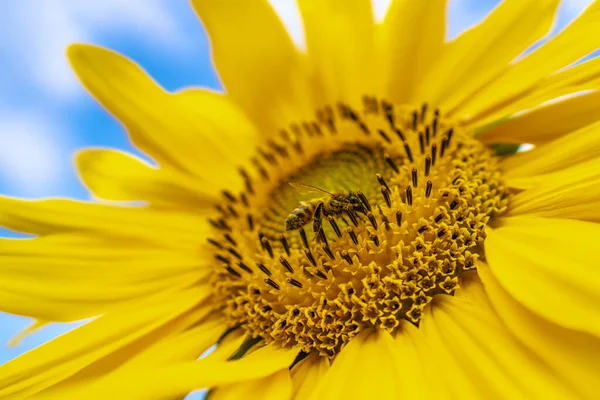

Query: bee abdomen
[285,202,316,231]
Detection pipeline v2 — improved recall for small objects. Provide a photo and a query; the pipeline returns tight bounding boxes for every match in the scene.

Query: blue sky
[0,0,593,397]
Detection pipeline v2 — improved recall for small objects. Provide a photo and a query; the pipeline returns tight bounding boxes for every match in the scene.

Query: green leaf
[472,115,521,156]
[473,115,511,136]
[227,336,262,361]
[491,143,522,156]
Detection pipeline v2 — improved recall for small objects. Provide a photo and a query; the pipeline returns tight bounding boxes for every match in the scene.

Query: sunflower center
[207,98,510,357]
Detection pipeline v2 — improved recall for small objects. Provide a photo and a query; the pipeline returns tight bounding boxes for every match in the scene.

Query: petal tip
[66,43,107,64]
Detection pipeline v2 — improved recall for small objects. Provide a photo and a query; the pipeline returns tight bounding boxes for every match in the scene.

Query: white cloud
[0,1,191,196]
[0,112,68,197]
[0,0,188,101]
[268,0,305,50]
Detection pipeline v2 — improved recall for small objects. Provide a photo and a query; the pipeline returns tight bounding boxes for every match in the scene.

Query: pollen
[207,97,510,357]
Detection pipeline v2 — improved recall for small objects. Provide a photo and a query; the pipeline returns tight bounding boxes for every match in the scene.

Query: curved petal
[379,0,446,104]
[479,263,600,399]
[460,0,600,120]
[525,56,600,103]
[468,83,600,134]
[76,148,218,208]
[307,329,402,399]
[290,353,329,400]
[7,319,48,347]
[501,120,600,178]
[415,0,559,114]
[112,318,225,371]
[0,196,208,248]
[422,275,574,399]
[299,0,375,105]
[47,345,298,400]
[0,287,209,399]
[476,90,600,145]
[52,309,223,397]
[485,216,600,337]
[192,0,313,132]
[0,271,204,323]
[68,45,258,190]
[506,157,600,222]
[0,234,207,321]
[418,297,486,399]
[394,321,451,400]
[209,330,246,361]
[210,369,292,400]
[502,55,600,117]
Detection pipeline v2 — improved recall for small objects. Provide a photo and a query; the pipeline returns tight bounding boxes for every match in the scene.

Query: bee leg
[313,202,324,233]
[339,216,350,227]
[355,209,367,221]
[345,205,365,222]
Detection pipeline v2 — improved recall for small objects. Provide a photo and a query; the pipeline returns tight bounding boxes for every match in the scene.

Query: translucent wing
[288,182,334,197]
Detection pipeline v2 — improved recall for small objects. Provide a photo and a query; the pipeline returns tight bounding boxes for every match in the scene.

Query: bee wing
[288,182,334,197]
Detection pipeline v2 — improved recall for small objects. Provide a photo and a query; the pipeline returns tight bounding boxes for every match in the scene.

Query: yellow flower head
[1,0,600,399]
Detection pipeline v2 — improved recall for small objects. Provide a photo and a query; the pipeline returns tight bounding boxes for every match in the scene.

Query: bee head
[347,193,364,210]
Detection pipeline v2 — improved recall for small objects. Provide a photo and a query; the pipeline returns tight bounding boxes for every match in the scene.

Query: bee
[284,183,365,233]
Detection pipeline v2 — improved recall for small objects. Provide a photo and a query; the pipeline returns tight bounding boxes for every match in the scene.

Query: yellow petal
[290,353,329,400]
[422,275,574,399]
[379,0,446,104]
[0,234,207,321]
[477,90,600,145]
[501,120,600,178]
[307,329,402,399]
[525,54,600,102]
[52,306,220,394]
[0,234,204,274]
[76,148,218,208]
[415,0,559,114]
[7,319,47,347]
[479,263,600,399]
[210,330,247,361]
[394,321,451,400]
[460,0,600,120]
[211,369,292,400]
[173,88,264,168]
[466,70,600,134]
[417,307,481,399]
[68,44,257,190]
[0,287,208,399]
[299,0,375,105]
[485,216,600,337]
[192,0,313,132]
[506,157,600,221]
[54,345,298,400]
[115,318,225,371]
[0,271,203,322]
[0,196,208,247]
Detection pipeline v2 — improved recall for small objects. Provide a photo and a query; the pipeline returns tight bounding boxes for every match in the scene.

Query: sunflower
[2,0,600,398]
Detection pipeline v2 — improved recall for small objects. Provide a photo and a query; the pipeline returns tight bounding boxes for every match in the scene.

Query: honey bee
[284,183,365,233]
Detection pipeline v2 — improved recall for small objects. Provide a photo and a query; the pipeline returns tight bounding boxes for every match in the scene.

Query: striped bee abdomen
[285,201,317,231]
